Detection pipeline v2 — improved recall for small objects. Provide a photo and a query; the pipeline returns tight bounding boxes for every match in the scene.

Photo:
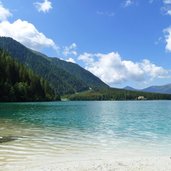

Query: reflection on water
[1,101,171,168]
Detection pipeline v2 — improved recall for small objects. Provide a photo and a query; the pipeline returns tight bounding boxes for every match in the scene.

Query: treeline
[67,88,171,101]
[0,49,59,102]
[0,37,108,95]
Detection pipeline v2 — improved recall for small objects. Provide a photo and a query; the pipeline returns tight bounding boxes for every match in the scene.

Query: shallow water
[0,101,171,168]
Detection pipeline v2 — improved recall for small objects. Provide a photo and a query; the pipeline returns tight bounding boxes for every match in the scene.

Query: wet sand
[1,156,171,171]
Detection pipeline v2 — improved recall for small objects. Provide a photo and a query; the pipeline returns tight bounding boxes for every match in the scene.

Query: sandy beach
[2,156,171,171]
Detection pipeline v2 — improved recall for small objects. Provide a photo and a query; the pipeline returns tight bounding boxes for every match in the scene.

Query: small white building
[137,96,146,100]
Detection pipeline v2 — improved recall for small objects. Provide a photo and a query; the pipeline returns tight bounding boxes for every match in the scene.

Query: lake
[1,101,171,170]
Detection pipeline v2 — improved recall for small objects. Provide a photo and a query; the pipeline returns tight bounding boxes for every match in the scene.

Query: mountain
[124,84,171,94]
[0,37,109,95]
[1,37,171,101]
[0,49,57,102]
[142,84,171,94]
[124,86,137,91]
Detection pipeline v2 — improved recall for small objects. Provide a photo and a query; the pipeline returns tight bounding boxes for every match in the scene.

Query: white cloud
[0,2,57,51]
[167,9,171,15]
[0,2,12,21]
[140,59,168,78]
[34,0,52,13]
[162,0,171,16]
[0,19,57,50]
[163,0,171,4]
[78,52,94,64]
[63,43,77,56]
[66,57,76,63]
[78,52,169,85]
[164,26,171,51]
[161,6,171,16]
[123,0,134,7]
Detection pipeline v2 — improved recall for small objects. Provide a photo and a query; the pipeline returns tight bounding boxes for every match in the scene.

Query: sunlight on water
[1,101,171,169]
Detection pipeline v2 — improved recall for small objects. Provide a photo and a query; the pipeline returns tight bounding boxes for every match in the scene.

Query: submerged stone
[0,136,17,143]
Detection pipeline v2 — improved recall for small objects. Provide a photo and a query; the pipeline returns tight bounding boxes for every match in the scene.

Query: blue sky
[0,0,171,88]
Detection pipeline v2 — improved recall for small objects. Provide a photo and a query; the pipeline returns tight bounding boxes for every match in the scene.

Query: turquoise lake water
[0,101,171,167]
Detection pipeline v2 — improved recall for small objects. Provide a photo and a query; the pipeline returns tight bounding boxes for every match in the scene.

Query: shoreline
[2,156,171,171]
[1,101,171,171]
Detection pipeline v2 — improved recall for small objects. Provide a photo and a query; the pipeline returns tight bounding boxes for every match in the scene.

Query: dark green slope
[67,88,171,101]
[0,49,57,102]
[0,37,108,95]
[51,57,108,90]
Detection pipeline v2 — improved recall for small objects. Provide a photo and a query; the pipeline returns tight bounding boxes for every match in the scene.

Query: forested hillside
[67,88,171,101]
[51,57,108,90]
[1,37,171,102]
[0,37,108,95]
[0,49,58,102]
